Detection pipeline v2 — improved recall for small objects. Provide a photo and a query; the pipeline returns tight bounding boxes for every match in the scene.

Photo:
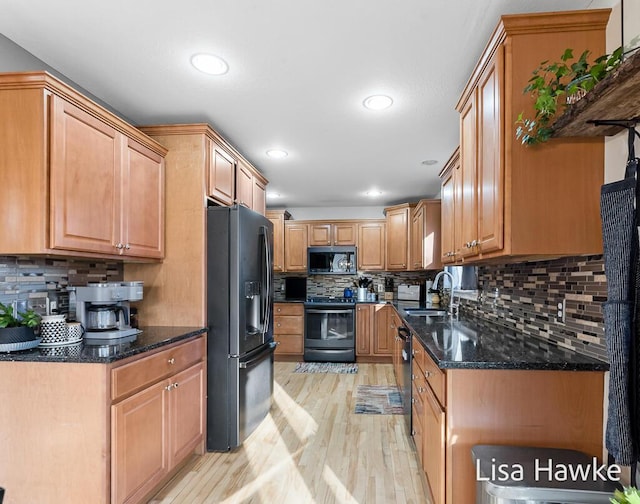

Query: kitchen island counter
[0,326,207,363]
[395,303,608,371]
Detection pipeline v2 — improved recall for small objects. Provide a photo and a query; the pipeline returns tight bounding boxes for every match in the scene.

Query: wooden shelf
[552,48,640,137]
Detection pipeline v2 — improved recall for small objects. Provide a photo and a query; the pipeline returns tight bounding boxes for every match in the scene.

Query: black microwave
[307,246,357,274]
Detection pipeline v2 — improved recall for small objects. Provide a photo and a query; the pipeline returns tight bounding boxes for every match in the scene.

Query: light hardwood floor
[149,362,430,503]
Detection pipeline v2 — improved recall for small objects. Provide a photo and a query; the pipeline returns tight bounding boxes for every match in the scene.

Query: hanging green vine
[515,46,624,145]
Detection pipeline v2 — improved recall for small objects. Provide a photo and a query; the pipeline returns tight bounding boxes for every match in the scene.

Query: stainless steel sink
[403,308,448,317]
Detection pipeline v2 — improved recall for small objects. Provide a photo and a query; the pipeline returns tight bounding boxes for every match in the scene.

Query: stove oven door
[304,306,355,362]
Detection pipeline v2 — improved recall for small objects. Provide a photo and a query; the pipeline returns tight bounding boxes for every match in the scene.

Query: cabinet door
[308,223,332,246]
[356,304,374,356]
[334,222,357,245]
[440,154,458,264]
[284,223,308,271]
[50,95,121,254]
[236,161,253,208]
[477,48,504,255]
[357,222,385,270]
[208,141,235,206]
[423,201,442,270]
[424,384,445,504]
[252,177,266,216]
[168,363,205,467]
[373,304,392,355]
[268,217,285,272]
[112,380,168,504]
[122,137,165,259]
[459,94,478,259]
[410,205,425,270]
[386,207,410,270]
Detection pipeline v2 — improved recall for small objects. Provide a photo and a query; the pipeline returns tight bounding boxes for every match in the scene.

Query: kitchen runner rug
[354,385,403,415]
[293,362,359,374]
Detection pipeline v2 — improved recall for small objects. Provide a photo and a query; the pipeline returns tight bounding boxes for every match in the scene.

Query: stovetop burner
[305,296,355,305]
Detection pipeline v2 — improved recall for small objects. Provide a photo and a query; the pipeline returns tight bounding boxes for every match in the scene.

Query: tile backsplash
[464,255,607,361]
[0,254,608,361]
[276,255,608,361]
[0,256,123,316]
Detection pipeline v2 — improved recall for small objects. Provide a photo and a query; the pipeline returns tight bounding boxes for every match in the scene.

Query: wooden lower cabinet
[356,304,393,361]
[112,361,205,504]
[274,303,304,359]
[410,335,605,504]
[0,335,206,504]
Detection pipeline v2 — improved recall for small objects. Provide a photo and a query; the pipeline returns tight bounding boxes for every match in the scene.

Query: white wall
[279,206,387,220]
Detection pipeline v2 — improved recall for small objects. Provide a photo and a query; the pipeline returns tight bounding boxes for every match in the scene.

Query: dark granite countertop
[0,326,207,364]
[394,302,608,371]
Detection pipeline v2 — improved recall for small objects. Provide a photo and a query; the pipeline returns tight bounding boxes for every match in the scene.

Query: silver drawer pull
[165,384,173,391]
[424,371,431,378]
[168,358,175,365]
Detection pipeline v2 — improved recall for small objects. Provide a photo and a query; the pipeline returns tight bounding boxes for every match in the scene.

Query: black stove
[304,296,356,306]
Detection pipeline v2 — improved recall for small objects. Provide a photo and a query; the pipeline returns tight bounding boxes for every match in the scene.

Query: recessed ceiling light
[191,53,229,75]
[421,159,438,166]
[363,95,393,110]
[365,190,383,197]
[266,149,288,159]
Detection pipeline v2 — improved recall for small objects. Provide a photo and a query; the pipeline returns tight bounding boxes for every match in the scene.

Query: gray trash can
[472,445,623,504]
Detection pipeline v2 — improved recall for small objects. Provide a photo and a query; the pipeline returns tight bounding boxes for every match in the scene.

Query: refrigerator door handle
[261,225,272,340]
[239,341,276,369]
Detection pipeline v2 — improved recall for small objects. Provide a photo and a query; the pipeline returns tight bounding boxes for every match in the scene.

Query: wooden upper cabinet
[451,9,609,263]
[308,223,332,246]
[266,210,291,272]
[459,93,479,260]
[385,203,414,270]
[0,73,167,260]
[284,222,308,272]
[357,221,385,271]
[122,138,165,259]
[235,160,253,208]
[308,221,357,246]
[50,95,121,255]
[440,149,459,264]
[207,141,235,206]
[252,176,267,216]
[410,199,442,271]
[235,159,268,215]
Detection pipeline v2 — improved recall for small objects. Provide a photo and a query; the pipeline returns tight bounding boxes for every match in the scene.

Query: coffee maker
[75,282,143,340]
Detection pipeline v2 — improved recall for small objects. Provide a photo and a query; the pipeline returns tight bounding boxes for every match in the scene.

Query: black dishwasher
[397,324,412,435]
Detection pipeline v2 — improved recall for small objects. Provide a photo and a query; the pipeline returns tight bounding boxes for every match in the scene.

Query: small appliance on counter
[397,284,420,301]
[75,282,143,340]
[384,277,394,301]
[285,276,307,301]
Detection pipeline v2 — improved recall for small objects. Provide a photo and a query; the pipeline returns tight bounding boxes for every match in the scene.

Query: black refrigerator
[206,205,275,452]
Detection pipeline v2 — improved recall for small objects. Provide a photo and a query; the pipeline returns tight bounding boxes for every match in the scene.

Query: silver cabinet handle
[165,384,173,391]
[424,371,431,378]
[125,243,131,250]
[173,382,179,388]
[115,243,124,250]
[168,358,175,365]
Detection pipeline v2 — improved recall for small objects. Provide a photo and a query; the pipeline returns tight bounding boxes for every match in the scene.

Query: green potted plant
[0,302,41,344]
[515,46,623,145]
[611,487,640,503]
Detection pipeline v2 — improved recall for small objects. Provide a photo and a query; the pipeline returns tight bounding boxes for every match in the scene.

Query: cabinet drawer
[412,336,426,373]
[112,336,205,402]
[274,315,303,335]
[423,351,446,407]
[274,334,303,354]
[274,303,304,316]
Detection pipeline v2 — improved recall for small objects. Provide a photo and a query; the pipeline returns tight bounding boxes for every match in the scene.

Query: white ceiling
[0,0,617,208]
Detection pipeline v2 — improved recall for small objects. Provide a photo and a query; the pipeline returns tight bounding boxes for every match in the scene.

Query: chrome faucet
[433,270,458,318]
